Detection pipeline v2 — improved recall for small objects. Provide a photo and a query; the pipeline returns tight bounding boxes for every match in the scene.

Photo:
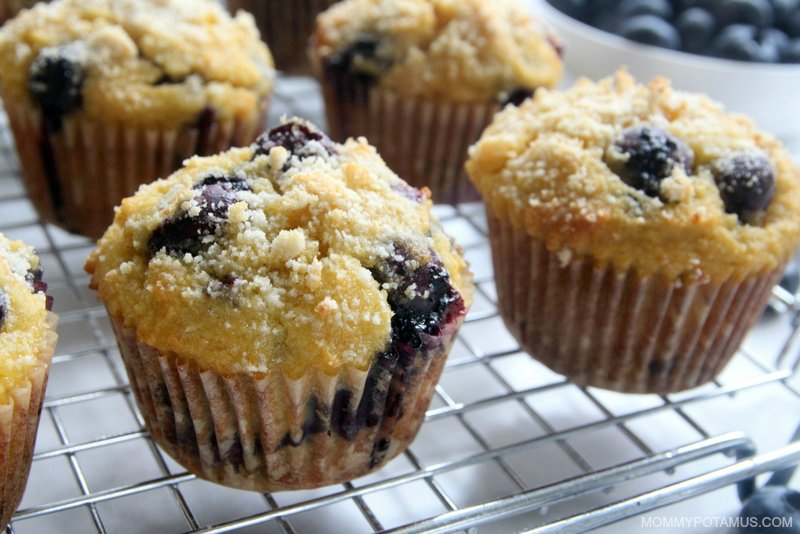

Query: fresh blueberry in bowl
[607,125,694,197]
[737,485,800,533]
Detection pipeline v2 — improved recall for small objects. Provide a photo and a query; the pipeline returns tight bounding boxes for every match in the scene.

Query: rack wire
[1,75,799,534]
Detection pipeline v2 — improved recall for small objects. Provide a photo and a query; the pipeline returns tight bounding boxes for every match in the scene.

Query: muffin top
[0,233,51,401]
[312,0,562,103]
[0,0,274,130]
[467,71,800,283]
[86,119,472,379]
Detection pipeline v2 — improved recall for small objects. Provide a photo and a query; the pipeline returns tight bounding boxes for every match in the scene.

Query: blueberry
[783,38,800,61]
[253,121,337,160]
[761,28,790,61]
[615,0,673,19]
[717,0,775,28]
[713,152,776,220]
[609,126,694,197]
[28,45,86,132]
[502,88,536,107]
[0,289,7,329]
[546,0,590,20]
[325,34,392,80]
[372,245,465,350]
[616,15,682,49]
[711,25,767,61]
[26,266,52,311]
[676,8,716,53]
[148,177,246,256]
[771,0,800,23]
[737,485,800,533]
[787,11,800,38]
[193,174,250,192]
[586,0,624,20]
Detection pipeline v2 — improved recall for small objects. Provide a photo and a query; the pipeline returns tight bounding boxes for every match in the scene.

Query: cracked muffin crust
[468,70,800,284]
[467,71,800,393]
[0,232,56,530]
[311,0,563,204]
[86,119,472,489]
[0,0,274,129]
[312,0,562,102]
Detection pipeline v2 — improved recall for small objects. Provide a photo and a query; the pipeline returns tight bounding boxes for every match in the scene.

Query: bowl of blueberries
[532,0,800,142]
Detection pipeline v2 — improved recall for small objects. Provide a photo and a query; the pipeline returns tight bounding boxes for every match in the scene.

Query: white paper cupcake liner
[109,313,464,491]
[488,214,784,393]
[0,313,57,530]
[5,101,268,240]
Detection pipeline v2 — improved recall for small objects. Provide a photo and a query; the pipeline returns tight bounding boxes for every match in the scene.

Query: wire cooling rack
[1,74,799,534]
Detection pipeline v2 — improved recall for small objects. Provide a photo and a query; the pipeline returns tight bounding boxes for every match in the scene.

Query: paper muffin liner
[4,100,268,240]
[319,72,498,204]
[108,312,464,491]
[488,214,785,394]
[228,0,335,73]
[0,0,39,26]
[0,312,57,530]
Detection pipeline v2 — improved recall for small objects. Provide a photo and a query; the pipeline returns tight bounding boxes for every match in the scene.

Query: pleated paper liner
[0,0,39,25]
[319,71,498,205]
[0,313,57,530]
[109,313,464,491]
[488,214,785,394]
[228,0,335,74]
[4,101,268,241]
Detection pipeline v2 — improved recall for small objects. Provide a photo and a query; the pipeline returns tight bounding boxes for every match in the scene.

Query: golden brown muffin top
[311,0,562,102]
[0,0,274,128]
[467,71,800,283]
[0,233,49,401]
[86,119,472,379]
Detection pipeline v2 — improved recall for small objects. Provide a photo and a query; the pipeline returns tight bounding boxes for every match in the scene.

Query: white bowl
[529,0,800,143]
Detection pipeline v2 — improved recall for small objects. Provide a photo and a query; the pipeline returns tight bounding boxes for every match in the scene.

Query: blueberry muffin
[228,0,336,73]
[0,0,274,240]
[85,119,472,490]
[311,0,562,204]
[467,71,800,393]
[0,0,42,27]
[0,233,56,529]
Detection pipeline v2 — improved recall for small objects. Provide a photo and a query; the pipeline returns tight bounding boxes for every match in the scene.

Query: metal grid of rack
[1,75,799,534]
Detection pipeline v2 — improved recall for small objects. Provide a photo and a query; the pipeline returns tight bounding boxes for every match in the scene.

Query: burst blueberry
[148,175,247,256]
[0,289,6,329]
[609,126,694,197]
[713,152,776,221]
[502,88,536,107]
[324,34,391,80]
[27,45,86,131]
[254,121,337,159]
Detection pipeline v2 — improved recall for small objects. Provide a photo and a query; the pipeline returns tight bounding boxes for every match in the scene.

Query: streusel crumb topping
[0,233,48,400]
[312,0,562,102]
[467,71,800,283]
[0,0,274,127]
[87,120,472,378]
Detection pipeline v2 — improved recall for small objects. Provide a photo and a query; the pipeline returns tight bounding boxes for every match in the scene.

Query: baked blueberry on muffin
[0,233,57,529]
[0,0,274,239]
[227,0,337,73]
[311,0,562,204]
[86,119,472,490]
[467,71,800,393]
